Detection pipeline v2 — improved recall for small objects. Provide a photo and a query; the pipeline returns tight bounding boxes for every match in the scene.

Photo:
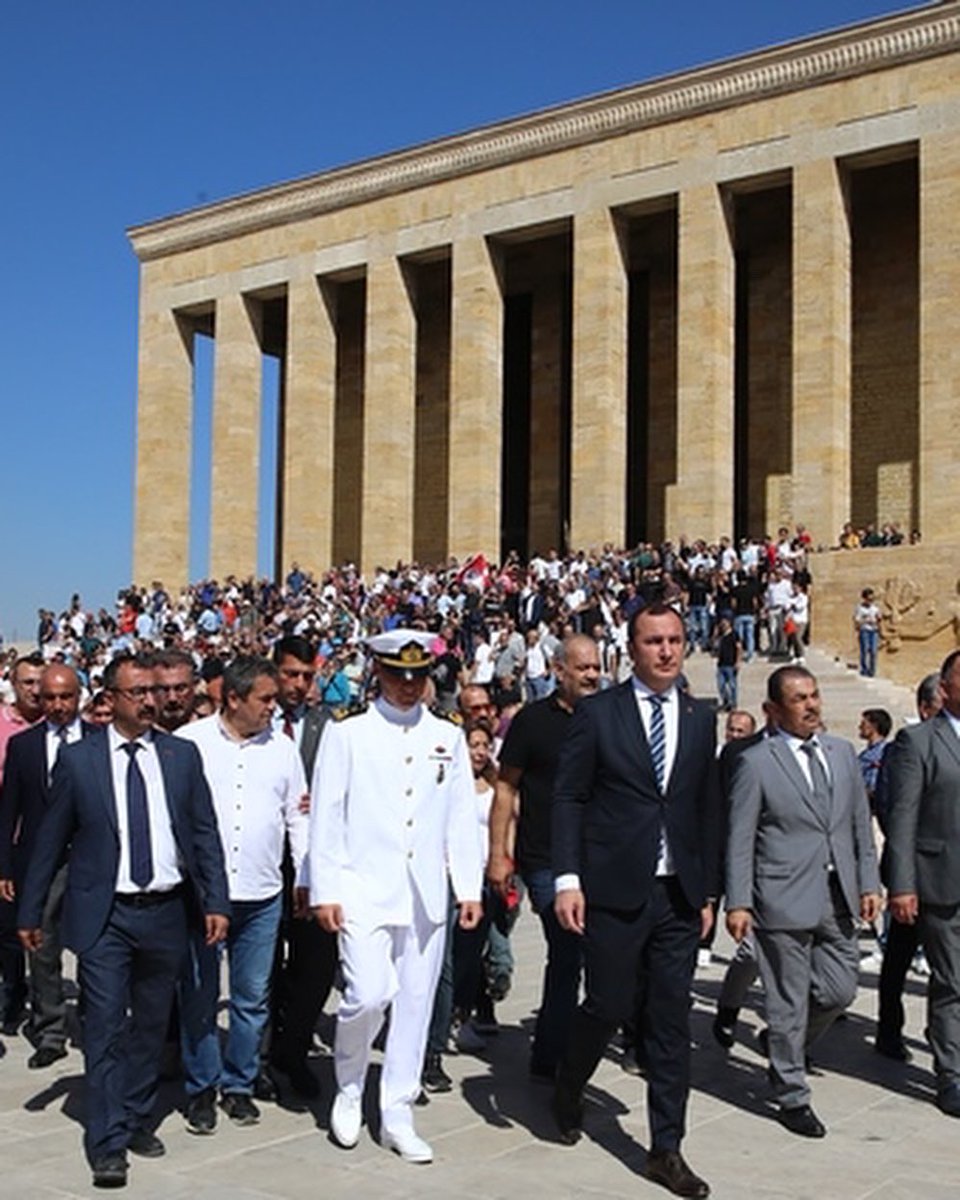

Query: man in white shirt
[177,656,308,1135]
[311,630,482,1164]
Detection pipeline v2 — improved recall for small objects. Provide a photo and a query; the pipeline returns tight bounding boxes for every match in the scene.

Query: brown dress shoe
[645,1148,710,1198]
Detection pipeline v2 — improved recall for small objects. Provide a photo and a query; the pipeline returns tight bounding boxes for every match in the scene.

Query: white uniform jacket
[309,698,483,926]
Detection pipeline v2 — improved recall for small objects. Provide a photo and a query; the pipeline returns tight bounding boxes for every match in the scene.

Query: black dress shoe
[253,1069,278,1102]
[552,1079,583,1145]
[645,1149,710,1198]
[27,1045,68,1069]
[778,1104,827,1137]
[91,1154,128,1188]
[875,1036,912,1062]
[712,1007,737,1050]
[937,1082,960,1117]
[127,1129,165,1158]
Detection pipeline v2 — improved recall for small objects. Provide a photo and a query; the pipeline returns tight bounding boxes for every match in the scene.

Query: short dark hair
[917,672,941,710]
[13,651,44,677]
[103,651,156,691]
[766,664,816,705]
[221,656,277,705]
[200,656,225,683]
[861,708,892,738]
[940,649,960,683]
[154,648,197,676]
[627,602,684,644]
[272,635,315,666]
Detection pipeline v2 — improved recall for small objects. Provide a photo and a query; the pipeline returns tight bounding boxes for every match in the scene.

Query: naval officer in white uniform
[310,630,483,1163]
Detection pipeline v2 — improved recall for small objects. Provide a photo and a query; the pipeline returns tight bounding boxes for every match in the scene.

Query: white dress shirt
[108,725,183,894]
[45,717,82,783]
[632,678,679,876]
[177,714,308,902]
[556,678,679,895]
[776,728,832,787]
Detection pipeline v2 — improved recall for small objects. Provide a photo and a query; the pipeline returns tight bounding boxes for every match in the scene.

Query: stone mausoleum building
[129,2,960,680]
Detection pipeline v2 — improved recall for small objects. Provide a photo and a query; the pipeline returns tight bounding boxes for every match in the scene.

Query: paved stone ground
[1,649,957,1198]
[1,906,955,1198]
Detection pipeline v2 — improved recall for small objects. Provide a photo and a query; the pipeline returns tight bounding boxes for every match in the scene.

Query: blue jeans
[717,665,738,710]
[733,614,755,662]
[426,887,458,1057]
[180,892,282,1096]
[687,606,710,651]
[523,868,583,1073]
[859,627,878,676]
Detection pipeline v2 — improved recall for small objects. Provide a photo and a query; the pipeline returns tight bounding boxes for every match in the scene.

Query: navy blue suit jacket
[18,726,229,954]
[552,681,721,911]
[0,721,97,887]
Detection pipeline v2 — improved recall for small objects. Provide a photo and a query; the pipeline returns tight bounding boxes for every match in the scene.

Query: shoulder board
[334,702,368,722]
[431,706,463,726]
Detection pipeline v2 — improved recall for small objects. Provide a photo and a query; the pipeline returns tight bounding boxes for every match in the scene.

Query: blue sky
[0,0,912,642]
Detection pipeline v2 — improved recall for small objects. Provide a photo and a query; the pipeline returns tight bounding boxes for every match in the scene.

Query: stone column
[792,158,851,548]
[919,131,960,543]
[283,275,336,575]
[570,208,627,550]
[449,236,503,562]
[210,293,261,580]
[362,256,416,572]
[667,184,735,541]
[134,300,192,587]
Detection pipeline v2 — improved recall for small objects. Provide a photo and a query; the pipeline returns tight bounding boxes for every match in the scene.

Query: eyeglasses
[110,686,158,700]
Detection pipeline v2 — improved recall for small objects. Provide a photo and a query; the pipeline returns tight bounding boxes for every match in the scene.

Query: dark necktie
[648,694,667,792]
[282,713,295,740]
[800,740,831,816]
[122,742,153,889]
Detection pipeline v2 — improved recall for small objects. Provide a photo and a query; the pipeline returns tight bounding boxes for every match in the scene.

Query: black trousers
[78,893,187,1165]
[560,877,700,1151]
[877,916,919,1045]
[0,895,26,1025]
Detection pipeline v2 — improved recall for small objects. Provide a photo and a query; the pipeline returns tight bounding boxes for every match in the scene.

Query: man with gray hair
[176,656,308,1134]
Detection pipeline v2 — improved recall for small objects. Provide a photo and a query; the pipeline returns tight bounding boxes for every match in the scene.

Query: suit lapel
[666,695,695,799]
[155,738,183,847]
[94,735,119,835]
[768,736,826,826]
[933,714,960,771]
[614,681,657,781]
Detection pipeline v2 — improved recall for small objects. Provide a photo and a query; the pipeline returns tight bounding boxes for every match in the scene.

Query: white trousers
[335,893,445,1134]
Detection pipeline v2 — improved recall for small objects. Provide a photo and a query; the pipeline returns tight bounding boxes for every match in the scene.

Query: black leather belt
[115,884,184,908]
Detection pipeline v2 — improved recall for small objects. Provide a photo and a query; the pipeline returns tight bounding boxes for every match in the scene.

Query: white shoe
[697,948,713,969]
[330,1090,361,1148]
[382,1126,433,1164]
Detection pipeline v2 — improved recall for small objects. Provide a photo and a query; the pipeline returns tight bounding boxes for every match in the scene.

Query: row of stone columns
[134,140,960,587]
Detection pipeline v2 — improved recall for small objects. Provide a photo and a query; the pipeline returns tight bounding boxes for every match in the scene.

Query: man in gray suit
[726,665,880,1137]
[887,649,960,1118]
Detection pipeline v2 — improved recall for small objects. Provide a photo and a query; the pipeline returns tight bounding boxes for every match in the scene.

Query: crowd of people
[0,534,955,1198]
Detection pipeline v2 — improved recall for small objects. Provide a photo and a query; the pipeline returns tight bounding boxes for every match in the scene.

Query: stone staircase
[680,642,918,745]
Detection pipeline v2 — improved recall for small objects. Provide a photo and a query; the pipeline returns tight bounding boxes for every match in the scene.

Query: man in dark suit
[726,665,880,1138]
[267,635,336,1098]
[17,652,229,1189]
[0,664,95,1067]
[887,649,960,1118]
[552,604,719,1199]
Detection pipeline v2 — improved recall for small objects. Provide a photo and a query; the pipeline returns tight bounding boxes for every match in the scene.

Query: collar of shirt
[107,723,154,754]
[374,695,422,727]
[215,714,272,746]
[776,727,830,784]
[943,709,960,740]
[630,677,677,704]
[46,717,82,740]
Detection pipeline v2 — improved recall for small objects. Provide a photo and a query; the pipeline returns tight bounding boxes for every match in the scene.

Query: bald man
[0,664,94,1065]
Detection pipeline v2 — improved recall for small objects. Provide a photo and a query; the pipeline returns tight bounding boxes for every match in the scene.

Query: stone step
[679,642,918,745]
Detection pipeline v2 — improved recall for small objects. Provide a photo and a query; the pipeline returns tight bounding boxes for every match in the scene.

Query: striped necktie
[648,693,667,792]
